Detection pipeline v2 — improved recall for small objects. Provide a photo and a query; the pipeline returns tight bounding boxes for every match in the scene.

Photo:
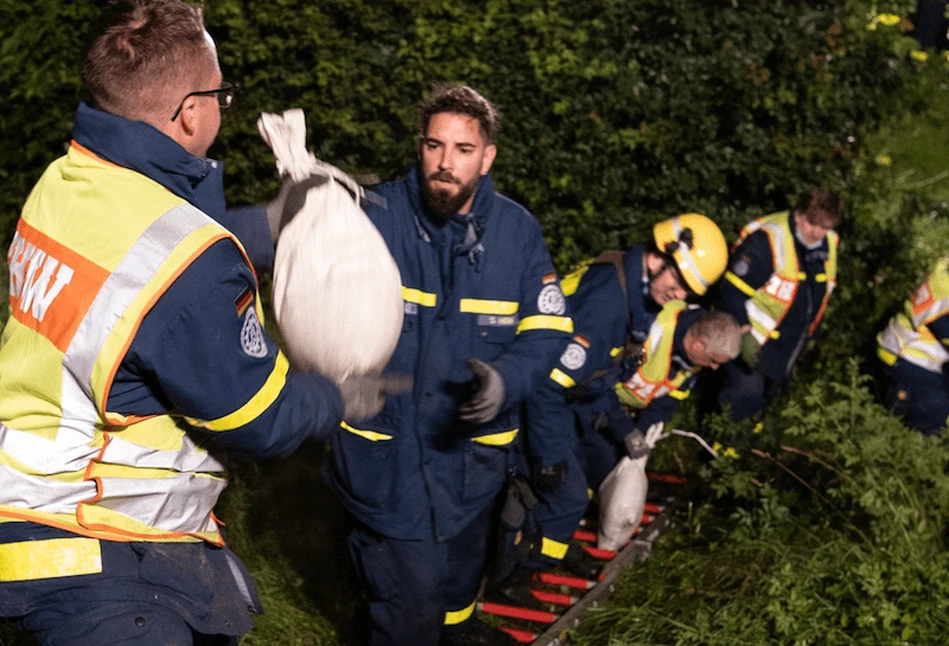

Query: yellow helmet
[652,213,728,296]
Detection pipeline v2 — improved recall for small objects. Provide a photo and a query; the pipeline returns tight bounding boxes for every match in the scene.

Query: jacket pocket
[334,422,400,510]
[463,415,518,502]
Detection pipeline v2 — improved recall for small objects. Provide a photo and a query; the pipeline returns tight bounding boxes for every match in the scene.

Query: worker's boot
[559,542,602,582]
[482,564,544,610]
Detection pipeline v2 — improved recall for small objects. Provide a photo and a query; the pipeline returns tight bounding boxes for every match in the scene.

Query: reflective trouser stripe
[0,537,102,581]
[444,600,476,625]
[540,536,569,560]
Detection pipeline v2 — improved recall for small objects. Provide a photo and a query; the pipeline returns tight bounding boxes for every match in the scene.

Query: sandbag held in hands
[257,109,403,382]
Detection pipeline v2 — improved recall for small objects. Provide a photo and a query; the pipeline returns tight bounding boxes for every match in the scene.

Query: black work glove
[531,460,568,492]
[740,330,761,369]
[458,358,506,424]
[265,174,330,241]
[337,374,412,421]
[623,429,651,460]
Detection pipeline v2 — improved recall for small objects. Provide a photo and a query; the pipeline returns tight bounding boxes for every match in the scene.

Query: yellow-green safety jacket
[725,212,838,347]
[878,257,949,373]
[0,141,257,545]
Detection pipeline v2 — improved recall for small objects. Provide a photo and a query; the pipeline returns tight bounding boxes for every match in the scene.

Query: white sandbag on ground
[597,423,664,551]
[258,109,403,382]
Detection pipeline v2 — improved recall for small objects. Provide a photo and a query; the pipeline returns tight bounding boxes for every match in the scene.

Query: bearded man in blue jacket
[327,84,573,646]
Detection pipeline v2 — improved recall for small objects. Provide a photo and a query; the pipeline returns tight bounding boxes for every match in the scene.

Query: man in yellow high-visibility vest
[717,190,842,421]
[877,257,949,435]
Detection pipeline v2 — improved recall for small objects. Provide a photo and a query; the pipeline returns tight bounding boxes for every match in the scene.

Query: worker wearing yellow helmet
[484,213,728,607]
[716,189,843,422]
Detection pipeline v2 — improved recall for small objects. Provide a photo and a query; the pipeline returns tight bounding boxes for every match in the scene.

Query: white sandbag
[257,109,403,381]
[597,422,664,551]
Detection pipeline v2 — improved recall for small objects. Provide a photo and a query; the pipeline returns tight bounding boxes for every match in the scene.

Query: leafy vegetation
[3,0,949,645]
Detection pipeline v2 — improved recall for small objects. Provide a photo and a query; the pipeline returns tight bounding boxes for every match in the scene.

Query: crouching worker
[485,210,733,605]
[877,257,949,435]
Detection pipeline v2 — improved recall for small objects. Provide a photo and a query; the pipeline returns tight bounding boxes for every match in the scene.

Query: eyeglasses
[170,81,238,122]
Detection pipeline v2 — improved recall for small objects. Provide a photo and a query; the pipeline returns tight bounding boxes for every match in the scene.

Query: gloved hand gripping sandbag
[596,422,664,552]
[258,109,403,382]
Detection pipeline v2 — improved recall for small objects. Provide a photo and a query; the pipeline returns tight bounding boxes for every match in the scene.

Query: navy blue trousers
[347,508,492,646]
[882,357,949,435]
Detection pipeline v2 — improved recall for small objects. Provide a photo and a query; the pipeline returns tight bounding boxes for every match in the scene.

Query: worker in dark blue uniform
[717,190,842,422]
[0,2,393,645]
[325,84,573,646]
[485,216,731,605]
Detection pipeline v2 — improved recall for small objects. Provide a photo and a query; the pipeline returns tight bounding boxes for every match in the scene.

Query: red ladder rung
[537,571,596,590]
[477,602,559,624]
[572,529,597,542]
[647,472,686,484]
[531,589,579,606]
[583,545,617,560]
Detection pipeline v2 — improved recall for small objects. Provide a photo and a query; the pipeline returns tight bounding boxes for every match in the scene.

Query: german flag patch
[573,334,591,348]
[235,287,254,317]
[542,273,558,285]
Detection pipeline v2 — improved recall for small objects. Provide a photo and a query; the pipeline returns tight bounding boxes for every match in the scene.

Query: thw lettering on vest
[6,222,109,352]
[763,275,796,304]
[8,232,75,323]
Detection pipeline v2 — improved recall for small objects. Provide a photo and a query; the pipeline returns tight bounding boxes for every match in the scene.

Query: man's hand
[338,374,412,421]
[740,330,761,369]
[531,460,568,492]
[265,174,330,241]
[623,429,651,460]
[458,358,506,424]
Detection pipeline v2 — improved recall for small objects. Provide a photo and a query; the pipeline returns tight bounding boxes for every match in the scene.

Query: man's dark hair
[81,0,212,120]
[795,189,843,229]
[417,84,501,144]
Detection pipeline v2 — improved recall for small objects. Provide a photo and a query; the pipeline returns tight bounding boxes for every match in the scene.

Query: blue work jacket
[523,245,661,468]
[328,168,573,541]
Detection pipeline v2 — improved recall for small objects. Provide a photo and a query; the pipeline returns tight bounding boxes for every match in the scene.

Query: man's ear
[480,143,497,175]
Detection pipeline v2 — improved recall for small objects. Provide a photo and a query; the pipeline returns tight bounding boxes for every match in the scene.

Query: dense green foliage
[3,0,949,644]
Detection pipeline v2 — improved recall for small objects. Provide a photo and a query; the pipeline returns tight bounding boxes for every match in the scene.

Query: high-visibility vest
[726,212,838,347]
[0,142,259,545]
[878,257,949,373]
[615,300,692,408]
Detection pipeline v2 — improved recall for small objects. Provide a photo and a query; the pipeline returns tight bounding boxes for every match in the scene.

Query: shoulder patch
[542,273,558,285]
[731,257,750,278]
[240,308,268,358]
[235,287,254,317]
[537,284,566,315]
[560,343,588,371]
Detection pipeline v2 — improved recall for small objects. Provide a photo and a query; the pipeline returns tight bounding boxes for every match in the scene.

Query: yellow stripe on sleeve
[517,315,574,334]
[186,352,290,431]
[471,429,519,446]
[724,271,756,297]
[549,368,577,388]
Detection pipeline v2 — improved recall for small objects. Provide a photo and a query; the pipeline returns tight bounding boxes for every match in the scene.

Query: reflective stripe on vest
[0,144,252,544]
[878,257,949,372]
[616,300,692,408]
[737,213,837,347]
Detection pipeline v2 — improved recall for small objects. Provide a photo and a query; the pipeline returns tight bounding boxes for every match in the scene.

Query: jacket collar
[71,102,226,222]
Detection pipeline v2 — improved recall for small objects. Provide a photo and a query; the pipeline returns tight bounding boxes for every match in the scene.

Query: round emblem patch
[560,343,587,371]
[537,284,566,315]
[240,309,268,358]
[731,257,750,278]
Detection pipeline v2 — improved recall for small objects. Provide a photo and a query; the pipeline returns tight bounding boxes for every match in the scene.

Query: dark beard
[421,170,478,221]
